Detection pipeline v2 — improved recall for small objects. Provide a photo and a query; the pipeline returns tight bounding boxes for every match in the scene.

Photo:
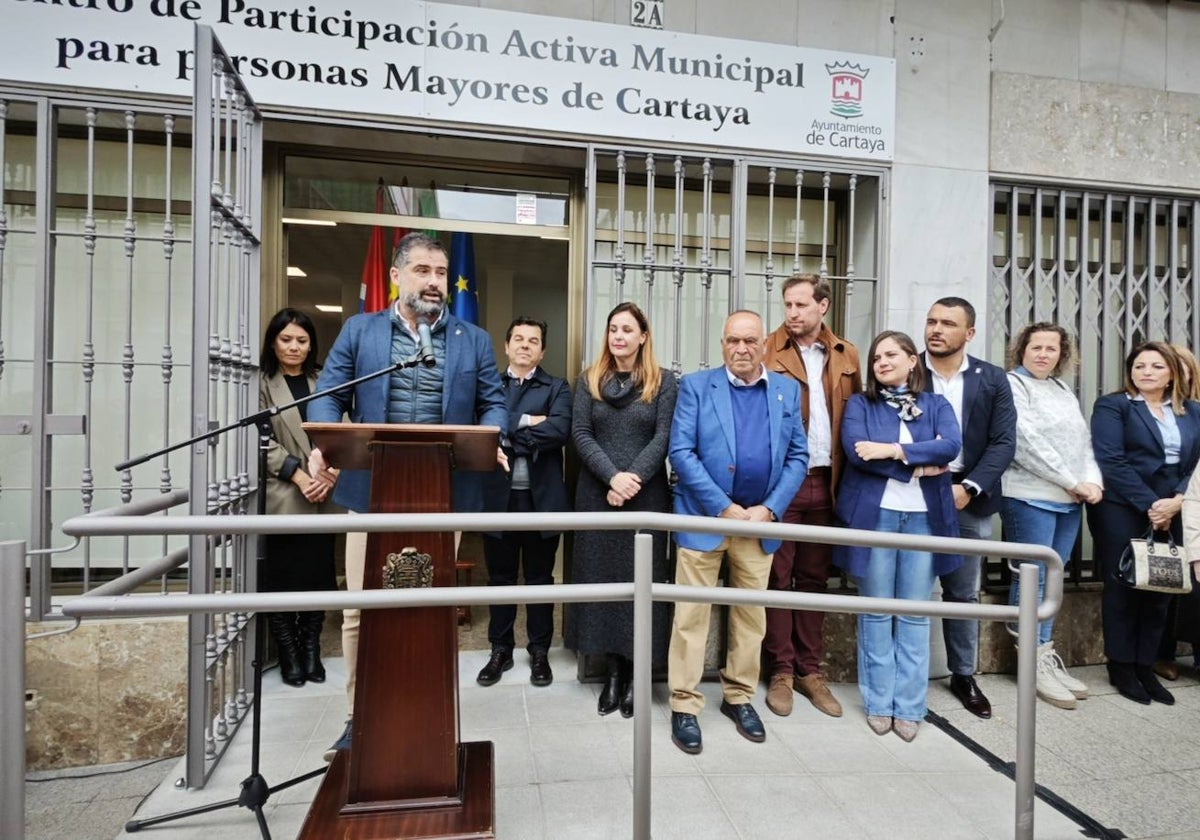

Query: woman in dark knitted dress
[568,302,677,718]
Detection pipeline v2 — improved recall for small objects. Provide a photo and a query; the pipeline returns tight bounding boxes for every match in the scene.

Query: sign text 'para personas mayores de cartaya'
[5,0,896,160]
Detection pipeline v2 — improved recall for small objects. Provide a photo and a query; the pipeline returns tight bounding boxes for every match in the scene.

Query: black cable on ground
[924,710,1126,840]
[26,755,180,783]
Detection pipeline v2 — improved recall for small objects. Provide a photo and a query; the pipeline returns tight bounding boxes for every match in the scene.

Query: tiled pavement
[24,651,1200,840]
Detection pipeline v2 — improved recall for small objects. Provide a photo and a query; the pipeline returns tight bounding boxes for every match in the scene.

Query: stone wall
[819,587,1105,683]
[25,618,187,771]
[991,72,1200,192]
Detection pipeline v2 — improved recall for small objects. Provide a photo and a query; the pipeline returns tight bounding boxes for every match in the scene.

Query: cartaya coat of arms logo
[382,546,434,589]
[825,61,870,119]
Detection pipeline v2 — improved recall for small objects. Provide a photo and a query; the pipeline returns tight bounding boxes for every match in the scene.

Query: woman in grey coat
[259,308,340,687]
[567,302,677,718]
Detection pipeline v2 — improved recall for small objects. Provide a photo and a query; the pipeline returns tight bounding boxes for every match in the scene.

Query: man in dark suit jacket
[476,317,572,689]
[307,231,507,758]
[922,298,1017,719]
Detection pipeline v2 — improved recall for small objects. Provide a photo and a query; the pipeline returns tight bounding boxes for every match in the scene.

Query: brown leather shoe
[766,673,794,716]
[794,673,843,717]
[1154,660,1180,681]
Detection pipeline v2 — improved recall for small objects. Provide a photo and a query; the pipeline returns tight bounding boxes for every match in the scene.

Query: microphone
[416,322,436,367]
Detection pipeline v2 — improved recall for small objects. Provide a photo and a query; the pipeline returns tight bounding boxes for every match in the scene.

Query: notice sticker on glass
[515,193,538,225]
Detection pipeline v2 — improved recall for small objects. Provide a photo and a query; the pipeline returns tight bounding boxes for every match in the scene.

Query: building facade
[4,0,1200,772]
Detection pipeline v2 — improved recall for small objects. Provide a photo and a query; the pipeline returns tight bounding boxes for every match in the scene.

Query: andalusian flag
[449,232,478,324]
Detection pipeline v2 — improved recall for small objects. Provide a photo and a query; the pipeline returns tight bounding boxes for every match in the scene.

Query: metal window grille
[0,95,196,614]
[1,26,263,786]
[584,147,886,374]
[988,182,1199,587]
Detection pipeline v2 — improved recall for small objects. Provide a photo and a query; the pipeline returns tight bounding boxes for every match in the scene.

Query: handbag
[1116,528,1193,594]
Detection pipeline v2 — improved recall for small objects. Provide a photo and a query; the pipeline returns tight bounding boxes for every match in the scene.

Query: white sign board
[1,0,895,160]
[514,193,538,225]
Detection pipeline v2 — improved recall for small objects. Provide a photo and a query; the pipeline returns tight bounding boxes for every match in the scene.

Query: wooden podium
[297,423,499,840]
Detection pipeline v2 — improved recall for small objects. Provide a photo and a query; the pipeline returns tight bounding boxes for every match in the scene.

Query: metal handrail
[5,508,1061,840]
[59,510,1063,620]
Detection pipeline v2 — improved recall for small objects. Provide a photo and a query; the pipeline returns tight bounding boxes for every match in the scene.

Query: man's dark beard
[925,344,960,358]
[404,291,444,321]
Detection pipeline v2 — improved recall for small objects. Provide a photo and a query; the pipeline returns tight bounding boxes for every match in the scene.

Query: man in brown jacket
[763,273,862,717]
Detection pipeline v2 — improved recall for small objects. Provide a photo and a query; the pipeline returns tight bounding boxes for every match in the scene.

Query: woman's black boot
[297,611,327,683]
[1134,664,1175,704]
[619,658,635,718]
[1107,661,1150,705]
[268,612,306,687]
[598,654,624,716]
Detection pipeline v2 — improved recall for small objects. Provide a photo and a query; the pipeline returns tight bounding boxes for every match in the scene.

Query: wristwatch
[963,483,980,498]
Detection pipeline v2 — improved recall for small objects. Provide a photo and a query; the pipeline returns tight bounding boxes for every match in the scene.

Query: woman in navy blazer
[833,331,962,742]
[1088,341,1200,705]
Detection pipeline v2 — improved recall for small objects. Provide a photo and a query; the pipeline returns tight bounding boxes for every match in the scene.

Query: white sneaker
[1038,642,1088,699]
[1018,642,1077,709]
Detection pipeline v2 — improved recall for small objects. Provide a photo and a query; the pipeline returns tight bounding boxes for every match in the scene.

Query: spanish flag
[359,182,405,313]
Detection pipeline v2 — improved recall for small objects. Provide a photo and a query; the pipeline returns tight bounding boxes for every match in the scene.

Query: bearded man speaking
[307,231,507,758]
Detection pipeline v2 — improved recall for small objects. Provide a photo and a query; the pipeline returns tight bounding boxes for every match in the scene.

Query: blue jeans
[855,510,936,722]
[938,508,990,676]
[1001,498,1080,645]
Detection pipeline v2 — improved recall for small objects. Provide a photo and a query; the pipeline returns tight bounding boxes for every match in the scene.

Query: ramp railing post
[1013,561,1039,840]
[1,540,28,840]
[631,532,653,840]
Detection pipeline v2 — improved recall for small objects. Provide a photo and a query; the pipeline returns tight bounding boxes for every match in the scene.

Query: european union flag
[449,231,479,324]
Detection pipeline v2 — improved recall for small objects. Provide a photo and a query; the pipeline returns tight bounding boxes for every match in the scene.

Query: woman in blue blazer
[1088,341,1200,705]
[833,331,962,742]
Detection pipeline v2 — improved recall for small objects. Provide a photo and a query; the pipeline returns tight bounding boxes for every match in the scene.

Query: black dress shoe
[719,700,766,743]
[529,650,553,687]
[670,712,702,754]
[949,675,992,719]
[1107,662,1151,705]
[1135,665,1176,705]
[476,649,513,686]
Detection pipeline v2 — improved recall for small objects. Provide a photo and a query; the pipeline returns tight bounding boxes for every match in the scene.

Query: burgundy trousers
[763,470,833,677]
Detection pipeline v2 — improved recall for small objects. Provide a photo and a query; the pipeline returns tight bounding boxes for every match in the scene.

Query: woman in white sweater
[1002,323,1103,709]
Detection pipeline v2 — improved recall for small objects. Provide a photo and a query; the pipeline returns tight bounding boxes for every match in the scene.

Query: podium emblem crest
[382,546,434,589]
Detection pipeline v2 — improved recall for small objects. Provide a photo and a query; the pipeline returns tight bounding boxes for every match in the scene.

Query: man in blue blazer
[667,311,809,755]
[921,298,1016,719]
[307,231,507,757]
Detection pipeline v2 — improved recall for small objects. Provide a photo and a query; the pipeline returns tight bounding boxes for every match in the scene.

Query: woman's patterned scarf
[880,386,922,421]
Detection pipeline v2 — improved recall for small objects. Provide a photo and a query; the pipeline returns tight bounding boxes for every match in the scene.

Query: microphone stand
[120,350,432,838]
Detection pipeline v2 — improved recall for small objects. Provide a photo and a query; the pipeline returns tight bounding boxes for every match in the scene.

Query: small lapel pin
[777,393,783,401]
[456,328,462,335]
[975,367,981,374]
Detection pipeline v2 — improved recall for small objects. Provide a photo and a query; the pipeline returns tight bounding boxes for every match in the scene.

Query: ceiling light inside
[315,304,344,313]
[281,217,337,227]
[286,266,307,277]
